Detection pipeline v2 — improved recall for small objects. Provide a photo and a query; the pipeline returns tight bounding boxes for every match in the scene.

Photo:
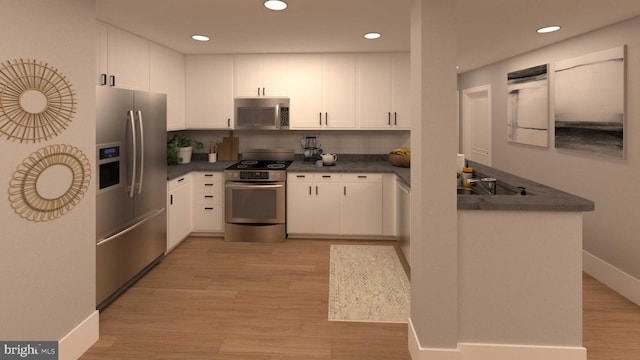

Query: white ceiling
[96,0,640,73]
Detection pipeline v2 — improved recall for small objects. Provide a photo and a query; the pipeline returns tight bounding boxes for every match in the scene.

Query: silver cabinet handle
[316,185,318,195]
[325,112,328,126]
[228,118,231,127]
[309,185,312,195]
[319,112,322,126]
[388,112,391,126]
[100,74,107,86]
[136,110,144,194]
[258,87,261,96]
[394,112,397,125]
[128,110,136,198]
[344,186,347,196]
[109,75,115,87]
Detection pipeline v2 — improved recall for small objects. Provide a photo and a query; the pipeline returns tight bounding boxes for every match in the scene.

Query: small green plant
[167,134,203,165]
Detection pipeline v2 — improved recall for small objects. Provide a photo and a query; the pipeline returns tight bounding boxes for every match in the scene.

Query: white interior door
[462,85,492,166]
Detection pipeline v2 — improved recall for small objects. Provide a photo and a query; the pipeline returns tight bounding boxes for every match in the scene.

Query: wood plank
[81,237,640,360]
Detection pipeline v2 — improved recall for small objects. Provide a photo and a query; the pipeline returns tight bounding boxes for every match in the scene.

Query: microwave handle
[275,104,280,127]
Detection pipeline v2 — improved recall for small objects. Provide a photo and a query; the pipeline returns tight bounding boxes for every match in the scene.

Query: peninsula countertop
[166,156,593,212]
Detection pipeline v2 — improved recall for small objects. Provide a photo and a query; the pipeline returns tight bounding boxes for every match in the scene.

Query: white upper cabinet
[96,21,150,91]
[289,54,356,129]
[150,43,186,130]
[234,54,290,97]
[287,54,324,129]
[322,54,357,129]
[185,55,234,129]
[356,53,410,129]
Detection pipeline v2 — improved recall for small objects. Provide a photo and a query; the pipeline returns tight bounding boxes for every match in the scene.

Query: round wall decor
[0,59,76,143]
[9,144,91,222]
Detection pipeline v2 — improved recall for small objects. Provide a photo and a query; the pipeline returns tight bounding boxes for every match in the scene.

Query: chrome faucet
[467,177,497,195]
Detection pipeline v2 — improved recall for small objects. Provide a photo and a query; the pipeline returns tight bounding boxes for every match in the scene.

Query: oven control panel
[225,170,285,182]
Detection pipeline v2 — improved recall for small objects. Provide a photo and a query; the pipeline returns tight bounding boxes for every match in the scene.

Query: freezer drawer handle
[97,208,165,246]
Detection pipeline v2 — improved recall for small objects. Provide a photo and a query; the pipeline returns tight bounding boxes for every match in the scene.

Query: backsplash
[169,130,410,155]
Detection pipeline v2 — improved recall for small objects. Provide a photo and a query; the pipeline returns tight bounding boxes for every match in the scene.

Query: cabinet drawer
[341,173,383,182]
[193,205,223,231]
[194,193,221,205]
[168,174,191,191]
[194,172,222,182]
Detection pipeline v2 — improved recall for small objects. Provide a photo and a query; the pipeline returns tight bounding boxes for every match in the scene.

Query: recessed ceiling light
[264,0,287,11]
[191,34,210,42]
[364,32,382,40]
[537,25,561,34]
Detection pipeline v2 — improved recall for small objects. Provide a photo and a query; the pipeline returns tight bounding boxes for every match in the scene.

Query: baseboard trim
[408,318,460,360]
[457,343,586,360]
[583,250,640,306]
[408,318,586,360]
[59,310,99,360]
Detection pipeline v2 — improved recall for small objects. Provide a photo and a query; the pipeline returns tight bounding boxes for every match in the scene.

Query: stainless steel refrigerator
[95,87,167,309]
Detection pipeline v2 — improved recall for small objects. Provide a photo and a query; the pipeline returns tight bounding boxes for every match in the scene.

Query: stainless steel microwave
[234,97,289,130]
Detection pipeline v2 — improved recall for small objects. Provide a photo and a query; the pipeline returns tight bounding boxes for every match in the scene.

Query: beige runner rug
[329,245,410,323]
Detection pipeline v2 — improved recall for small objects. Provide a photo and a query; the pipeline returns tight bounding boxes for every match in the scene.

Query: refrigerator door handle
[96,208,165,246]
[137,110,144,194]
[128,110,136,198]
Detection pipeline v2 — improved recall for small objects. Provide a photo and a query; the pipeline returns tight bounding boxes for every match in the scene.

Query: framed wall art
[506,64,549,147]
[554,46,625,158]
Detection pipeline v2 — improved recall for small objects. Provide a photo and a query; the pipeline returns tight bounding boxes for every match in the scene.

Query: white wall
[458,16,640,301]
[0,0,97,348]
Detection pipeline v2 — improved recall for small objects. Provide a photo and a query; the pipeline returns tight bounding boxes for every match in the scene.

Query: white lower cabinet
[287,173,386,237]
[340,174,383,235]
[192,172,224,233]
[287,173,341,235]
[167,174,192,253]
[396,179,410,265]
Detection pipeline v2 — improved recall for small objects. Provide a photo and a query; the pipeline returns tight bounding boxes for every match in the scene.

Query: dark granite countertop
[458,161,594,212]
[167,154,411,186]
[166,155,593,212]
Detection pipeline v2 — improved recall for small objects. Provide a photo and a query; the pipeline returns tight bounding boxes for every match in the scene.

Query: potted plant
[167,134,203,165]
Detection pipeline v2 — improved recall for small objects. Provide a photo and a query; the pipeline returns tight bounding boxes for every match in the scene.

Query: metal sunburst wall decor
[0,59,76,143]
[9,144,91,222]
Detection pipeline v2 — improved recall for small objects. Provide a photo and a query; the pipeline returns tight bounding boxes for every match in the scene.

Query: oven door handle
[226,183,284,189]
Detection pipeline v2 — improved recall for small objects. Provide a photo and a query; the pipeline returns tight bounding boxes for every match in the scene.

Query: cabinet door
[168,176,192,252]
[313,181,342,234]
[288,55,324,129]
[233,54,262,97]
[287,173,341,235]
[357,53,392,129]
[150,43,186,131]
[106,25,150,91]
[96,21,109,86]
[391,53,410,129]
[186,55,234,129]
[323,54,356,128]
[286,180,317,234]
[340,176,383,235]
[260,54,290,97]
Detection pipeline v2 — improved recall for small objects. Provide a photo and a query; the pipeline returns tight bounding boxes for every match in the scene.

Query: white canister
[208,153,217,163]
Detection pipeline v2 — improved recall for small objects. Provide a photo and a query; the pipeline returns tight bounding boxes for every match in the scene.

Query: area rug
[329,245,410,323]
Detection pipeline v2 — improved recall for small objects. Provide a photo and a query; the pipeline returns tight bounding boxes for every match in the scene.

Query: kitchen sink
[457,187,480,195]
[457,183,523,196]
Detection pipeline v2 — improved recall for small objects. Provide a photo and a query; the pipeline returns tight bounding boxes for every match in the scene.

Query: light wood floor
[80,236,640,359]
